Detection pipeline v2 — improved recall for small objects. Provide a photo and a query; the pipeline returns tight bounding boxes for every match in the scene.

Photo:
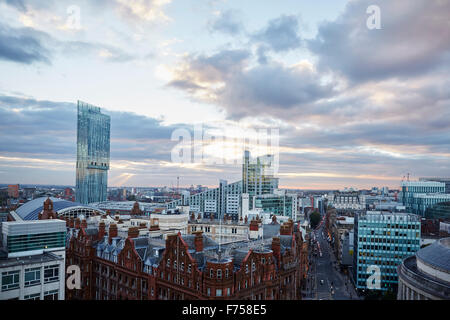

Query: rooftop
[416,237,450,273]
[14,197,101,220]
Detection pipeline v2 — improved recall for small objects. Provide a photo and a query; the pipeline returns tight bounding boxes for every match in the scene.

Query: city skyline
[0,0,449,190]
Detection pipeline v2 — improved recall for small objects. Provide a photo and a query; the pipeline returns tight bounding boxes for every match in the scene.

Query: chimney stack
[109,223,118,243]
[193,231,203,252]
[98,221,106,240]
[128,227,139,239]
[75,218,81,229]
[271,237,281,266]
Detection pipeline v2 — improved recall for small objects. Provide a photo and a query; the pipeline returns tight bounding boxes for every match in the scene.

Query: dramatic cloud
[0,95,179,162]
[308,0,450,82]
[251,15,302,52]
[208,9,244,35]
[0,23,51,64]
[168,49,336,119]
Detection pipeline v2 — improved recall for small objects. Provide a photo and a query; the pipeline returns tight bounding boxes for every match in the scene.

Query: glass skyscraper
[75,101,110,204]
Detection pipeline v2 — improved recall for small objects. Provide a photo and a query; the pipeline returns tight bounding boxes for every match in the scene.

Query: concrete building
[397,237,450,300]
[0,219,66,300]
[328,191,366,211]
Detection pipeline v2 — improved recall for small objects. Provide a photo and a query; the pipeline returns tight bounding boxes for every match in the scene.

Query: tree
[310,210,321,229]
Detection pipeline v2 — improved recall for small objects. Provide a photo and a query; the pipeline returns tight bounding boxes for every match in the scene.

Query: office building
[328,191,366,211]
[167,151,279,220]
[76,100,111,204]
[254,190,298,220]
[353,211,421,292]
[400,180,450,217]
[0,219,66,300]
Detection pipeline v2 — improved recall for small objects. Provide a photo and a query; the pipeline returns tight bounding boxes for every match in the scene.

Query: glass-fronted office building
[400,181,450,216]
[353,211,421,292]
[254,192,298,219]
[76,101,111,204]
[167,151,279,220]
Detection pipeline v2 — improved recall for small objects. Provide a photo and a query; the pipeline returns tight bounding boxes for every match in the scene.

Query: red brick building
[65,217,308,300]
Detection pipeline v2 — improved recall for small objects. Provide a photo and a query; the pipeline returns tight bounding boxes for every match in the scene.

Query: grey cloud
[0,23,51,64]
[0,95,180,162]
[220,63,336,119]
[208,9,244,35]
[167,48,335,119]
[307,0,450,82]
[251,15,302,52]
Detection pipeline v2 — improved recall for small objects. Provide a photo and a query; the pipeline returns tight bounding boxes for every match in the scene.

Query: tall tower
[75,100,111,204]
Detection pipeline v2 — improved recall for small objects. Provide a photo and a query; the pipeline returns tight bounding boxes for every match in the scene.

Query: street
[304,217,359,300]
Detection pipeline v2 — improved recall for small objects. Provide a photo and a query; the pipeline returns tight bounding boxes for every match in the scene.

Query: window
[210,269,214,278]
[227,288,231,296]
[217,269,222,279]
[225,269,229,278]
[24,293,40,300]
[188,264,192,273]
[25,267,41,287]
[44,289,59,300]
[181,262,184,271]
[2,270,20,291]
[216,289,222,297]
[207,288,211,296]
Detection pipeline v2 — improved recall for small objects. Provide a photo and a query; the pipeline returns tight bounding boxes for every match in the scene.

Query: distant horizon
[0,182,401,192]
[1,0,448,191]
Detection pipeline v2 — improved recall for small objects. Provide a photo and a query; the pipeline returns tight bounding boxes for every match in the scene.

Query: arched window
[210,269,214,278]
[167,259,170,267]
[217,269,222,279]
[225,269,229,278]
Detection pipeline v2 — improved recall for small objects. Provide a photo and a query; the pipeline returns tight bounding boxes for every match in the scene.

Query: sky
[0,0,449,190]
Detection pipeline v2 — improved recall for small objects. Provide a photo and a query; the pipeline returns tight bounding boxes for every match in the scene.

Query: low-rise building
[0,219,66,300]
[397,237,450,300]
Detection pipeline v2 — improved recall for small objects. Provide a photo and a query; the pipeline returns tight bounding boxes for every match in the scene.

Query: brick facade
[65,218,308,300]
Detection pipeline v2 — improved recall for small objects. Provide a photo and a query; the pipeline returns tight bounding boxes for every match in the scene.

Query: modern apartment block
[400,180,450,217]
[167,151,279,220]
[353,211,421,292]
[242,150,279,204]
[0,220,66,300]
[254,190,298,220]
[76,100,111,204]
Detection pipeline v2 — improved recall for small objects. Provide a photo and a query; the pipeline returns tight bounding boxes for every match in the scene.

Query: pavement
[304,217,360,300]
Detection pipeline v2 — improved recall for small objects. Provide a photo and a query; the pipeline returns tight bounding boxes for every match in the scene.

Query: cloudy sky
[0,0,449,190]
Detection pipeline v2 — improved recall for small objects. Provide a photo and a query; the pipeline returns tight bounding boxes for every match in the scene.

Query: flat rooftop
[0,251,63,268]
